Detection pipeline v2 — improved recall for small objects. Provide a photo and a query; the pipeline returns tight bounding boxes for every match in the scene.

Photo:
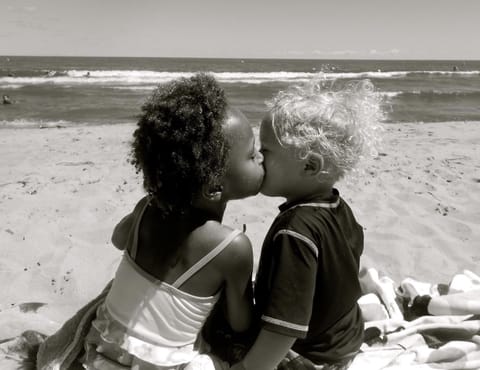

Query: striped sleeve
[273,229,319,258]
[260,230,319,338]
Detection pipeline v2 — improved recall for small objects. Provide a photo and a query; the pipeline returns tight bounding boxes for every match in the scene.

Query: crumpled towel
[353,268,480,370]
[0,330,47,370]
[36,281,112,370]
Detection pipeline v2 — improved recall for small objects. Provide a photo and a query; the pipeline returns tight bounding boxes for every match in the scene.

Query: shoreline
[1,120,479,330]
[2,119,480,130]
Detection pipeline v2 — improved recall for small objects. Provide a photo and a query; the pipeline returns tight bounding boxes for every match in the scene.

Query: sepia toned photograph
[1,1,479,369]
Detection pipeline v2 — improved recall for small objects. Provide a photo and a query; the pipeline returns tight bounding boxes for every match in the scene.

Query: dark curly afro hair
[131,73,230,216]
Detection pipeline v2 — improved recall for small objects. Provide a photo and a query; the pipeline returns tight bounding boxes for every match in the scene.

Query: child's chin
[236,186,262,199]
[259,186,276,197]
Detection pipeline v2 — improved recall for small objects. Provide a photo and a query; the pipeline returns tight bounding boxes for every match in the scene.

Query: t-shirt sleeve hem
[261,316,308,338]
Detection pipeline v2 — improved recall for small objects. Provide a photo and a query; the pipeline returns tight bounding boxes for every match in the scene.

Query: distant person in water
[2,95,12,104]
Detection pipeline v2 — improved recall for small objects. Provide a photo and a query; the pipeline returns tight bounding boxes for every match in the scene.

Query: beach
[1,121,479,339]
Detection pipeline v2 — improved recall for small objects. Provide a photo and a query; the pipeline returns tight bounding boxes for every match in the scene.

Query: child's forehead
[260,110,274,127]
[260,116,282,148]
[224,111,253,140]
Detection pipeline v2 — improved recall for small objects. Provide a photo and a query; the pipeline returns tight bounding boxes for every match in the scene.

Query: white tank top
[101,199,241,364]
[105,230,241,346]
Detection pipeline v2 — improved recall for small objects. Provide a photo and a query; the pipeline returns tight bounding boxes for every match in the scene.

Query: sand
[1,121,479,339]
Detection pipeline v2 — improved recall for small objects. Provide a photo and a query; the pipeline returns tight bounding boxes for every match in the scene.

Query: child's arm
[111,196,149,250]
[111,213,135,250]
[221,233,254,332]
[231,329,296,370]
[231,231,318,369]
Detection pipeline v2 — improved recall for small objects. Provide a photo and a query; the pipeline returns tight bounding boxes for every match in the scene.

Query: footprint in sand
[444,220,472,241]
[17,302,47,313]
[388,199,411,217]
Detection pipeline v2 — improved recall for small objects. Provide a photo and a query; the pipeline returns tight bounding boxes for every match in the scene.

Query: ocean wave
[0,119,131,130]
[111,85,156,91]
[367,90,479,99]
[406,90,480,96]
[0,84,24,89]
[1,69,479,89]
[0,71,318,86]
[377,90,480,98]
[380,91,402,98]
[3,69,477,85]
[413,70,480,76]
[0,119,76,129]
[62,69,480,79]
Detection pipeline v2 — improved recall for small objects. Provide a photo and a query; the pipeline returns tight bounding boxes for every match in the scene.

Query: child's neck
[286,184,335,204]
[192,199,227,223]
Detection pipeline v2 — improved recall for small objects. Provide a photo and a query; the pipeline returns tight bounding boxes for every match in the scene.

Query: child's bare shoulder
[196,221,253,267]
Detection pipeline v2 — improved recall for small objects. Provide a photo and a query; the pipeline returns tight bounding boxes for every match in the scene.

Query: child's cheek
[266,159,282,174]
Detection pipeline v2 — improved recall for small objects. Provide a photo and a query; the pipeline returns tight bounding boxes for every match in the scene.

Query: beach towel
[0,299,84,370]
[35,281,112,370]
[0,330,47,370]
[0,286,110,370]
[352,268,480,370]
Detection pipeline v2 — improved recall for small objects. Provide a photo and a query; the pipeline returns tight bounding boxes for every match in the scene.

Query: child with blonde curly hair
[232,78,384,370]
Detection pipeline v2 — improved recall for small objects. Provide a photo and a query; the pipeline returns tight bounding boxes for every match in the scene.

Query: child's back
[118,196,246,298]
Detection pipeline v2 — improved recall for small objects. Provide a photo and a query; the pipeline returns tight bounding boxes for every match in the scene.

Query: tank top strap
[129,197,152,260]
[172,229,242,289]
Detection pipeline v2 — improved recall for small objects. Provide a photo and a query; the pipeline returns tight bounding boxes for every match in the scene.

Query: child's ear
[304,153,325,176]
[202,184,223,202]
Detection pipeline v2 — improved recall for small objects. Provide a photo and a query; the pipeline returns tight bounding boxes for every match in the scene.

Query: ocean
[1,56,480,128]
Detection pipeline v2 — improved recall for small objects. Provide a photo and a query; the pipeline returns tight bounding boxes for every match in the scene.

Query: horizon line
[2,55,480,62]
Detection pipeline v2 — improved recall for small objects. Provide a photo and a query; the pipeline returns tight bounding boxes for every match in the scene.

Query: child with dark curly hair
[231,78,384,370]
[79,73,264,370]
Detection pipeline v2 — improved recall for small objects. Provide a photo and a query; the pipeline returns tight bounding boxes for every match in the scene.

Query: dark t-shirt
[254,189,364,363]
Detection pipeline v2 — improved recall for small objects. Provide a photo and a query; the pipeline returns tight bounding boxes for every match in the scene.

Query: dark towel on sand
[36,281,112,370]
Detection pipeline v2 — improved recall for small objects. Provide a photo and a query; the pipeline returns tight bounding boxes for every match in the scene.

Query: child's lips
[258,169,266,187]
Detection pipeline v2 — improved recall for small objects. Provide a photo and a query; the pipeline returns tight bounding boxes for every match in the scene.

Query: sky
[1,0,479,60]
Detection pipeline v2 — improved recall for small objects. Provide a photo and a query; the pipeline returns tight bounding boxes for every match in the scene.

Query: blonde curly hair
[267,77,384,182]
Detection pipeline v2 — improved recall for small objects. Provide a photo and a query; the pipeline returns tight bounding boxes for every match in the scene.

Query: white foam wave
[1,69,478,88]
[0,84,24,89]
[418,70,480,75]
[332,71,409,79]
[66,70,413,81]
[380,91,402,98]
[111,85,156,91]
[0,119,136,129]
[0,119,76,129]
